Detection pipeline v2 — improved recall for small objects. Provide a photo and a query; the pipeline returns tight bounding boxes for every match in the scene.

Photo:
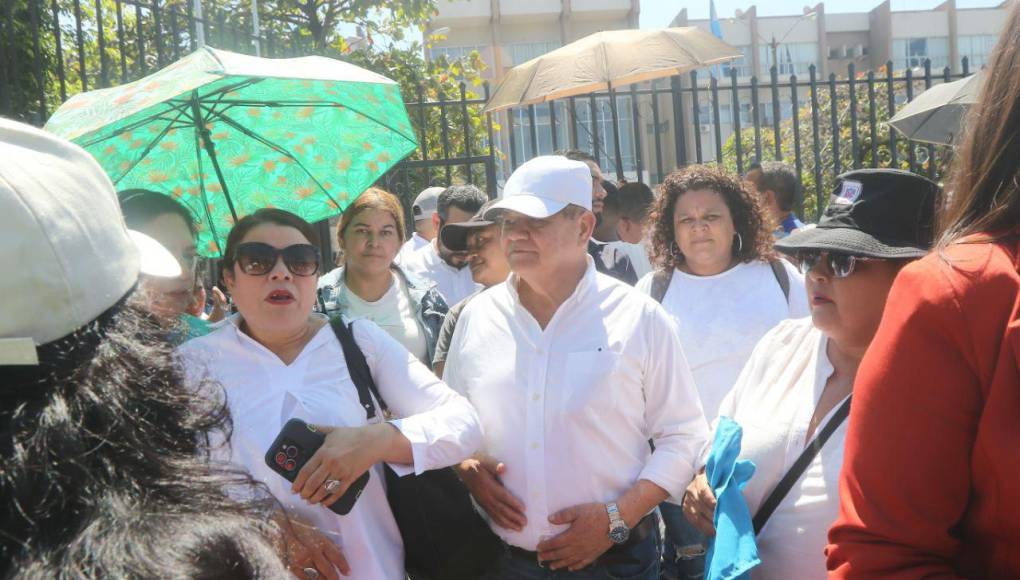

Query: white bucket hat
[485,155,592,219]
[0,119,180,365]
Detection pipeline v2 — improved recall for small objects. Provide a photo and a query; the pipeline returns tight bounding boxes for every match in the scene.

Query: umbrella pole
[608,87,625,181]
[190,92,239,223]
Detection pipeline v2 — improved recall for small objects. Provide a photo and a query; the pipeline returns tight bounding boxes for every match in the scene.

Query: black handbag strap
[329,317,389,420]
[752,395,852,535]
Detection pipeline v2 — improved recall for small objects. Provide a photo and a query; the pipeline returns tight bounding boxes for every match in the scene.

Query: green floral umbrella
[45,46,417,256]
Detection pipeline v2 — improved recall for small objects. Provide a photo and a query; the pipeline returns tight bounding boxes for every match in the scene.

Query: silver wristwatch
[606,502,630,544]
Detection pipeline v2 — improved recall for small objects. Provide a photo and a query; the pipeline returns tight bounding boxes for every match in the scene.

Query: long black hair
[0,294,286,578]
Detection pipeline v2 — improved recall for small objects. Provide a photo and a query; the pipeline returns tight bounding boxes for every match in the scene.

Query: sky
[640,0,1003,27]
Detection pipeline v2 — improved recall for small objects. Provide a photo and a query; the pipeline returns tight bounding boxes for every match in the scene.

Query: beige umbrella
[483,27,741,113]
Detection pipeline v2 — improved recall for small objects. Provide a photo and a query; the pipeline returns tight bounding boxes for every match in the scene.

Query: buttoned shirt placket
[506,274,588,542]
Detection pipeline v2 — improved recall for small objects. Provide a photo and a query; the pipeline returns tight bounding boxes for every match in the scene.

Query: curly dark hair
[648,165,775,271]
[0,295,287,578]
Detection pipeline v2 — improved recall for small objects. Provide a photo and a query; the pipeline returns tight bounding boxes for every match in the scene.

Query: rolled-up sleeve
[638,304,710,501]
[353,320,483,476]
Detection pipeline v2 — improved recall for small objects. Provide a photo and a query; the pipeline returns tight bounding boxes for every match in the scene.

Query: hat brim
[483,194,569,220]
[129,230,182,278]
[774,225,929,259]
[440,219,496,252]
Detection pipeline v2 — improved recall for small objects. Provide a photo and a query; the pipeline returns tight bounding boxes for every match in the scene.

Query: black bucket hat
[775,168,940,259]
[440,199,499,252]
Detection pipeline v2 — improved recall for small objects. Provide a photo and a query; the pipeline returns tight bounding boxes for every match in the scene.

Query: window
[721,46,754,78]
[759,42,818,77]
[958,34,997,68]
[429,45,486,63]
[892,37,949,71]
[510,42,560,66]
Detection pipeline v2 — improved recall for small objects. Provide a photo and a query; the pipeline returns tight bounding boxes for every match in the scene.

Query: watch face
[609,525,630,545]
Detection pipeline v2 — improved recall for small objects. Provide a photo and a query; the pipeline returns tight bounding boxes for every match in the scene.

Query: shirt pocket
[561,350,623,415]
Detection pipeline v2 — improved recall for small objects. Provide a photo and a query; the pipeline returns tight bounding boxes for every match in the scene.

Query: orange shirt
[827,233,1020,578]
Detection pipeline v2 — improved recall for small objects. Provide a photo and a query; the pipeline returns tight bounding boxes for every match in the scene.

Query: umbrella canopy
[45,47,417,256]
[888,71,983,146]
[483,27,740,113]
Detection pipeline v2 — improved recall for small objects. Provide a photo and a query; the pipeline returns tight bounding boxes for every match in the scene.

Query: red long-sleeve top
[826,233,1020,578]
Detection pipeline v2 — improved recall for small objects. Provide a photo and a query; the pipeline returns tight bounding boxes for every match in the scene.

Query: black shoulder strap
[328,317,389,420]
[753,395,852,535]
[650,268,674,304]
[769,259,791,304]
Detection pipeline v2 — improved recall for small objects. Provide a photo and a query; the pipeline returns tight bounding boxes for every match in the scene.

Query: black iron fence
[499,58,975,219]
[2,0,976,223]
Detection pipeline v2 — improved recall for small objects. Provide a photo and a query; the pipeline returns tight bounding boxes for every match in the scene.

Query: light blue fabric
[704,417,760,580]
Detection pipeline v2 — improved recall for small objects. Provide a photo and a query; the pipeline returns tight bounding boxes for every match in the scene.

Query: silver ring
[323,479,342,494]
[303,567,320,579]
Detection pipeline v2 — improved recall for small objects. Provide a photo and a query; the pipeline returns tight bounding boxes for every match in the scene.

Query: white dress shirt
[178,314,483,580]
[442,258,709,551]
[395,232,429,265]
[636,260,808,422]
[712,317,848,580]
[401,242,479,305]
[608,240,653,279]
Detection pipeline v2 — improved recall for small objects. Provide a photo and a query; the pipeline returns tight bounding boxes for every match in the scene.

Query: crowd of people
[3,4,1020,580]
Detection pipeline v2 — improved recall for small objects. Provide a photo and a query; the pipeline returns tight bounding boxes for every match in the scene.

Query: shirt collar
[224,312,332,364]
[506,255,598,314]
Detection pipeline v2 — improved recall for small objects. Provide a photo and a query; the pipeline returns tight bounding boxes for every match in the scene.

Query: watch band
[606,502,625,527]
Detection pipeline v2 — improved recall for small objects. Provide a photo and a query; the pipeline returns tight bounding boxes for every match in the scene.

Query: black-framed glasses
[796,250,881,278]
[234,242,320,277]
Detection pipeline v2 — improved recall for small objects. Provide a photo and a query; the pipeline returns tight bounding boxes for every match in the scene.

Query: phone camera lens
[274,452,286,466]
[285,445,298,458]
[285,459,296,471]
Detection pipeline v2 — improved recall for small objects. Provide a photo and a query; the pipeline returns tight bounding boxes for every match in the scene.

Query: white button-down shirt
[443,258,709,551]
[401,242,480,306]
[712,317,848,580]
[178,314,483,580]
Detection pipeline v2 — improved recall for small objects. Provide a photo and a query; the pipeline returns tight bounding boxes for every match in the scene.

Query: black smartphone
[264,418,370,515]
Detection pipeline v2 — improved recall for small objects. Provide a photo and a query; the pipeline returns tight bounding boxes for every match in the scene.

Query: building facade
[428,0,1009,180]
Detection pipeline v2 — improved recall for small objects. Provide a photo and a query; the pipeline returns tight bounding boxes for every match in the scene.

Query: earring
[734,233,743,255]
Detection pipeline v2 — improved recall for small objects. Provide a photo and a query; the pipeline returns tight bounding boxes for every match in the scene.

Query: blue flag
[710,0,723,39]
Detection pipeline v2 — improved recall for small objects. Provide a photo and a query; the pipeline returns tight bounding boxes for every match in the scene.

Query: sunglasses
[795,251,881,278]
[234,242,320,277]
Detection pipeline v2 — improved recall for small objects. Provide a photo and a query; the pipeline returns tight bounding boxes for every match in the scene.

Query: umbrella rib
[107,106,191,184]
[79,100,192,148]
[203,106,343,210]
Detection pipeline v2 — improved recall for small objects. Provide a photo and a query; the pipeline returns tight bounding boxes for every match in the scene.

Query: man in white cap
[396,185,444,264]
[0,119,286,577]
[442,155,708,578]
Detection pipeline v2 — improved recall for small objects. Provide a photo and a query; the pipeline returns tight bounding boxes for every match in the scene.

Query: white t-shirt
[338,272,428,362]
[608,240,653,279]
[395,233,429,265]
[401,242,479,306]
[713,317,848,580]
[636,260,808,422]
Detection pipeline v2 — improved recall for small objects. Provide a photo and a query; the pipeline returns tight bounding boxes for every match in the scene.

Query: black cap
[439,199,498,252]
[775,168,940,259]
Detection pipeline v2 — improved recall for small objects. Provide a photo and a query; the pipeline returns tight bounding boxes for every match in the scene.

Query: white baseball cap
[0,119,181,365]
[411,186,444,222]
[485,155,591,219]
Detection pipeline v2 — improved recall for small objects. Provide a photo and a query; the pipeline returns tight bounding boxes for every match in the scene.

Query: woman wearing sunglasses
[178,208,482,580]
[681,169,939,579]
[318,188,448,369]
[119,189,228,342]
